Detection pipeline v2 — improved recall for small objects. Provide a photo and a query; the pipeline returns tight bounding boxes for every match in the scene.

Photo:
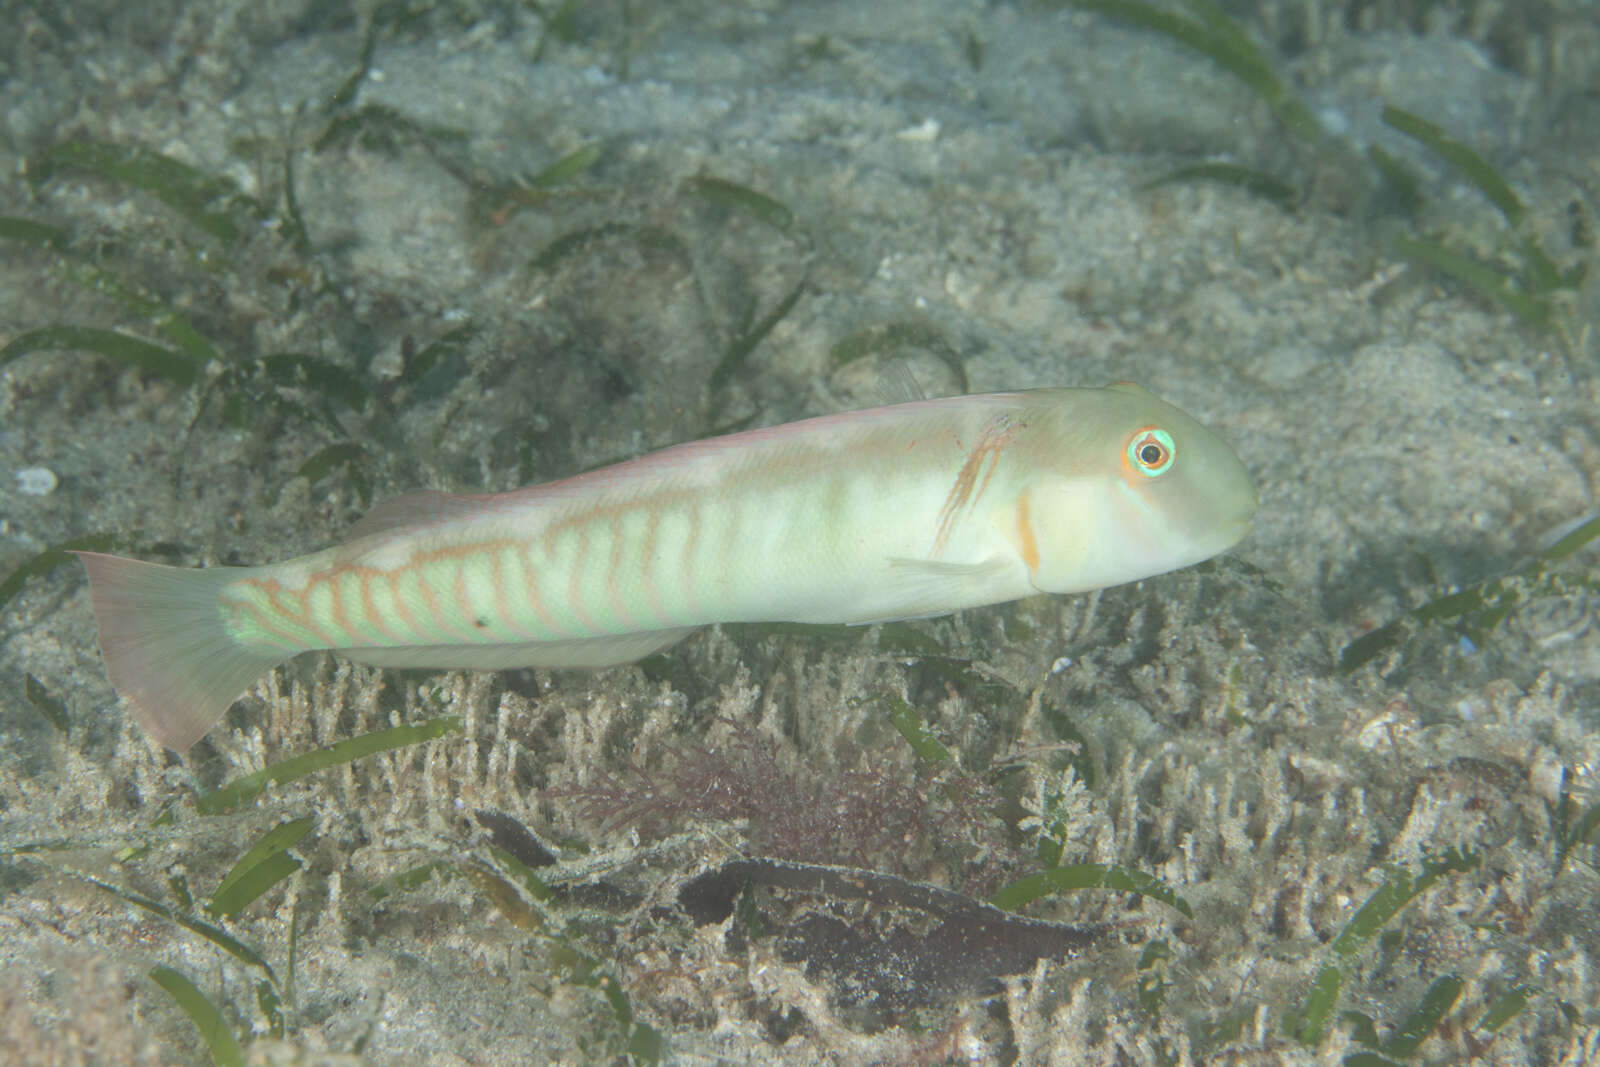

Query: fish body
[76,384,1257,750]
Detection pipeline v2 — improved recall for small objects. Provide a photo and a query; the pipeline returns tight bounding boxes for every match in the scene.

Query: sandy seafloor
[2,0,1600,1062]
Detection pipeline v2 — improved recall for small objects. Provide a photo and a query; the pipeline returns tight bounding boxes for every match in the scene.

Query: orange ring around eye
[1126,426,1175,477]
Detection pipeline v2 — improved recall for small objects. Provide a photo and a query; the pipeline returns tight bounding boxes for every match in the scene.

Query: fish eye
[1126,426,1176,477]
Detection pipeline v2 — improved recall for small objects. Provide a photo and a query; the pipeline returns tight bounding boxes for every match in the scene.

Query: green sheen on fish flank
[76,385,1257,751]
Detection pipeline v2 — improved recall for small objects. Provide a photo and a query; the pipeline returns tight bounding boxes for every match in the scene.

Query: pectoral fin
[839,554,1017,624]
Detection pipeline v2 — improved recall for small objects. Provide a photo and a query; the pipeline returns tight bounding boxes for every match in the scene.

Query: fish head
[1014,382,1258,594]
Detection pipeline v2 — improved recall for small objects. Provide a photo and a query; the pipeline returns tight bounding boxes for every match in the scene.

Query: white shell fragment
[14,466,59,496]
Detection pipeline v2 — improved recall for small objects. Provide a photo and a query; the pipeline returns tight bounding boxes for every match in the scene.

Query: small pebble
[15,467,58,496]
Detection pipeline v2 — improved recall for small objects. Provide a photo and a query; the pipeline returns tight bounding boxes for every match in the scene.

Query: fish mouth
[1209,514,1256,554]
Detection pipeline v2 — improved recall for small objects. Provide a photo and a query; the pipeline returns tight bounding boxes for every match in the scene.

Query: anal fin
[337,627,699,671]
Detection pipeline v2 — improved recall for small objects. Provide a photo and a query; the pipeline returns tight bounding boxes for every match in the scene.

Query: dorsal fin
[345,490,496,541]
[871,359,932,406]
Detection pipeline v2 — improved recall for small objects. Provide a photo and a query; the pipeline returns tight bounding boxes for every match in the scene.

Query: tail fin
[73,552,289,752]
